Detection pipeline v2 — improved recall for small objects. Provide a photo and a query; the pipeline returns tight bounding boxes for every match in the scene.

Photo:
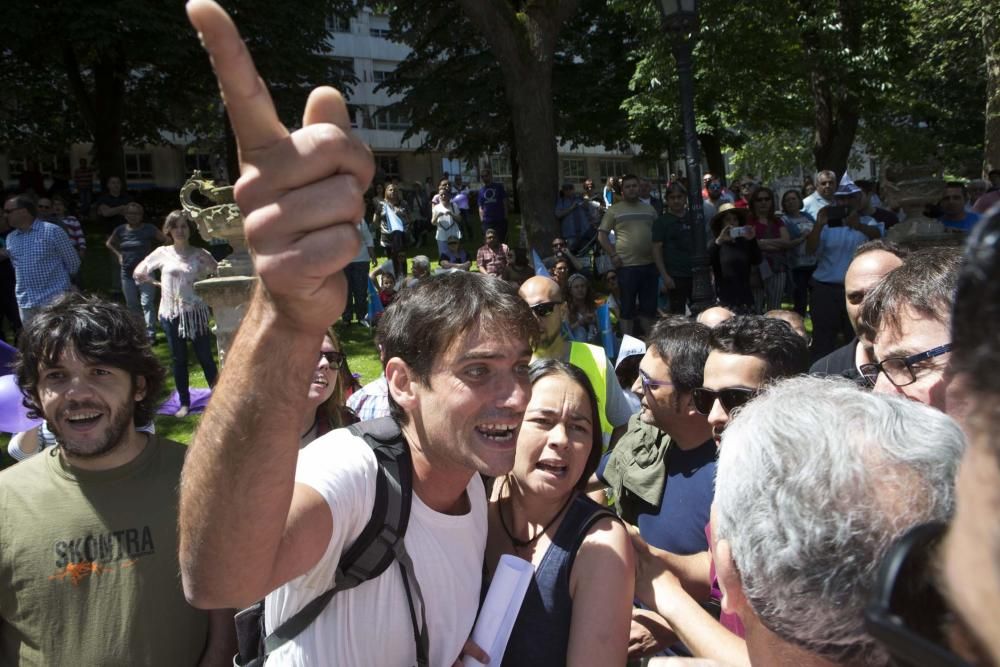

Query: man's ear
[385,357,417,411]
[715,538,749,618]
[133,375,147,402]
[679,392,699,418]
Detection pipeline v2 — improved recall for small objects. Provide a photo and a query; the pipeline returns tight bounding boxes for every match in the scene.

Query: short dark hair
[647,316,711,393]
[860,247,962,339]
[709,316,809,381]
[664,181,687,196]
[853,239,909,260]
[944,181,968,197]
[6,194,37,218]
[527,359,602,490]
[952,210,1000,398]
[621,174,639,184]
[15,293,165,427]
[376,272,539,423]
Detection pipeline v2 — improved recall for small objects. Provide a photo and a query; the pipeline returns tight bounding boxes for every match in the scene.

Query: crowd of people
[1,2,999,666]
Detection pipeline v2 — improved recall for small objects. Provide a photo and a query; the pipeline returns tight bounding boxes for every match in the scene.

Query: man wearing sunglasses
[859,247,971,422]
[629,316,809,666]
[597,317,717,660]
[518,275,632,447]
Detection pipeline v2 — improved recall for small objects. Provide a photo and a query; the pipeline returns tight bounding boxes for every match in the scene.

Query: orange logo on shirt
[48,561,113,586]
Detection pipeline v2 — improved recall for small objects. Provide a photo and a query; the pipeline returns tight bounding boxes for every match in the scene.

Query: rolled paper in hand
[463,554,534,667]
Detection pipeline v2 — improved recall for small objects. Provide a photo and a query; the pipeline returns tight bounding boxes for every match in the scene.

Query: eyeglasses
[318,350,346,368]
[865,521,972,667]
[859,343,952,388]
[691,386,758,415]
[529,301,562,317]
[639,369,673,392]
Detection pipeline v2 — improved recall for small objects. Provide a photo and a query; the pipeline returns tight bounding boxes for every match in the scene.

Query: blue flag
[531,249,551,278]
[597,303,616,359]
[366,278,384,323]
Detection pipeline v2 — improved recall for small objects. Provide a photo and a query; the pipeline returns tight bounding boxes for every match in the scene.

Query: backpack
[233,417,429,666]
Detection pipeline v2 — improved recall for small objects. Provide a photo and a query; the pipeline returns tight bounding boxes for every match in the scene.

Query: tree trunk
[984,6,999,175]
[63,44,127,189]
[457,0,579,252]
[698,132,726,183]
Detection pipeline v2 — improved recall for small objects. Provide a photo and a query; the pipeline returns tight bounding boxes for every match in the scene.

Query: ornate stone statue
[180,170,252,276]
[180,171,256,366]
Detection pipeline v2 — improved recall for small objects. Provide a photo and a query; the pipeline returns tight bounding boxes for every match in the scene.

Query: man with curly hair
[0,293,234,666]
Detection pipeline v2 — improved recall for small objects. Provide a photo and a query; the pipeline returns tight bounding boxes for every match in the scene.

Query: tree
[379,0,637,245]
[982,3,999,174]
[0,0,355,188]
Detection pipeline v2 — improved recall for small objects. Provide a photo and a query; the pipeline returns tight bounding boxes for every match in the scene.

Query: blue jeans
[160,316,219,407]
[342,261,369,323]
[617,263,659,320]
[122,271,158,337]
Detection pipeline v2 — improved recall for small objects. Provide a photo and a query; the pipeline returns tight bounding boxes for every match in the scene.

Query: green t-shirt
[652,211,695,278]
[0,436,209,666]
[599,200,657,267]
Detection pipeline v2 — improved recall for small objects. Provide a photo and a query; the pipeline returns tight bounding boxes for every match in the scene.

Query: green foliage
[376,0,637,160]
[0,0,356,173]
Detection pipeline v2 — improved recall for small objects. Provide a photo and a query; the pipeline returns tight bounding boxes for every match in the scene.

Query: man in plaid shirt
[2,195,80,327]
[475,228,512,279]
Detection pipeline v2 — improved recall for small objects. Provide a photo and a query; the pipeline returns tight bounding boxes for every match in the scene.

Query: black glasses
[529,301,562,317]
[865,522,972,667]
[639,369,673,392]
[319,350,346,368]
[859,343,952,388]
[691,387,757,415]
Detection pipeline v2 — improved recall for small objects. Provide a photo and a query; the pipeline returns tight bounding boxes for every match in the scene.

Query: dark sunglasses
[319,350,346,368]
[529,301,562,317]
[691,387,757,415]
[865,522,972,667]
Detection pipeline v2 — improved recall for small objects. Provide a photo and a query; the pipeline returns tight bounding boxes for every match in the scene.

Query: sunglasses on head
[529,301,562,317]
[319,350,346,368]
[691,387,757,415]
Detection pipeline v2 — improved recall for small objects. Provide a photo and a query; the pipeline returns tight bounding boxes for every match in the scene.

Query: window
[376,155,401,181]
[485,154,512,180]
[372,68,393,84]
[372,106,409,131]
[327,15,350,33]
[561,158,586,182]
[346,104,363,129]
[125,152,153,180]
[369,27,392,38]
[599,159,630,181]
[184,152,214,177]
[330,57,354,80]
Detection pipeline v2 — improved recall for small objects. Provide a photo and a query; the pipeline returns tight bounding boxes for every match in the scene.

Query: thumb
[302,86,351,129]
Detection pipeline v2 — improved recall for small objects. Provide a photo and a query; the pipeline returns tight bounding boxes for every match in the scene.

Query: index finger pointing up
[186,0,288,157]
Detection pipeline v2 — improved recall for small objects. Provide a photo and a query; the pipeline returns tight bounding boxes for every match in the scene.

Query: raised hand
[186,0,375,335]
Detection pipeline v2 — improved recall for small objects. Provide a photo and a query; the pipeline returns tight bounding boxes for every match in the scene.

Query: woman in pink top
[134,210,219,417]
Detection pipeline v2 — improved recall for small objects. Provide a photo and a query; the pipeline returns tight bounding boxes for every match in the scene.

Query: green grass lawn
[0,212,516,470]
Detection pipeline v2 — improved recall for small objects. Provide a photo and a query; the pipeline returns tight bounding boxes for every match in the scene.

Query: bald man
[519,276,633,445]
[809,240,907,382]
[696,305,734,328]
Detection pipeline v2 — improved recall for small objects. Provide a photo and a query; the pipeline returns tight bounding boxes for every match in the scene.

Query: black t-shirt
[95,192,133,227]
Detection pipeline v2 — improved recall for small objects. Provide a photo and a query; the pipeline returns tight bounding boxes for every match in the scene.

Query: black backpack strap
[254,418,427,663]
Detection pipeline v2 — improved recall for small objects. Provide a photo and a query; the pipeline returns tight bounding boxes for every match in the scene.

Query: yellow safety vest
[568,342,614,447]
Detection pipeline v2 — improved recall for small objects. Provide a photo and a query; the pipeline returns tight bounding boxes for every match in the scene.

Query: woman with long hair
[485,360,633,666]
[373,182,410,278]
[747,186,796,312]
[779,189,815,317]
[133,211,218,417]
[565,273,599,344]
[300,327,359,447]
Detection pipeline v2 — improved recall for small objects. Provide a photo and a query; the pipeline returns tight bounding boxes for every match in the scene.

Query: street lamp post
[656,0,714,314]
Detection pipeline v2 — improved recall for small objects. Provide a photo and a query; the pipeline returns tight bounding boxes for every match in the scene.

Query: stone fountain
[180,171,256,366]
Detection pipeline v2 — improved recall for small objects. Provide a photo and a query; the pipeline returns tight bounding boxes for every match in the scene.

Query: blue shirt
[598,438,717,555]
[802,192,833,220]
[6,220,81,308]
[811,217,883,284]
[939,211,980,232]
[478,182,507,223]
